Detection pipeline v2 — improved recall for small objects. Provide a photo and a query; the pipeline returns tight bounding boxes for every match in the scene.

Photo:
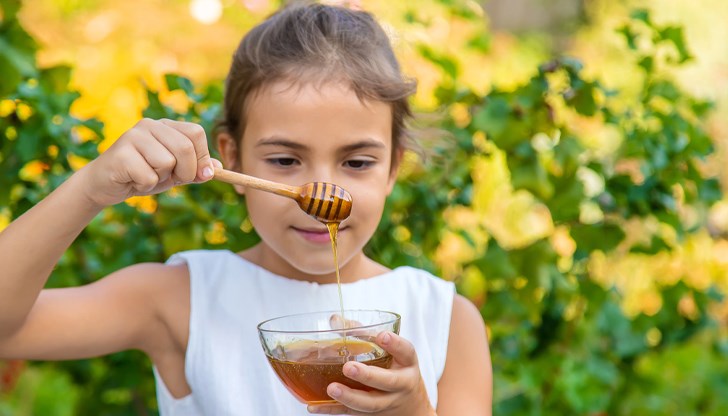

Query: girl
[0,2,492,415]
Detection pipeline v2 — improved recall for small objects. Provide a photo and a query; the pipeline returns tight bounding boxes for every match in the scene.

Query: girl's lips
[292,226,344,244]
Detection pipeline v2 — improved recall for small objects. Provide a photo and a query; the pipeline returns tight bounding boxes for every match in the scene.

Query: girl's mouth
[292,226,345,244]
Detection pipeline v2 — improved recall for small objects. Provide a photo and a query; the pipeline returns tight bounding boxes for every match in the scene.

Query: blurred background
[2,0,728,414]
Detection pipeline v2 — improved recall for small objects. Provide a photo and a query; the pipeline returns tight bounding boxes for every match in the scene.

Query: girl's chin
[284,254,351,279]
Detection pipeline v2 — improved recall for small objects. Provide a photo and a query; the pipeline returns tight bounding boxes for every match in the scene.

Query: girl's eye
[344,160,374,170]
[267,158,299,167]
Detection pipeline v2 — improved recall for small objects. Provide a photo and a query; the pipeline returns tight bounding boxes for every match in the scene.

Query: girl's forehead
[241,79,393,149]
[251,78,359,104]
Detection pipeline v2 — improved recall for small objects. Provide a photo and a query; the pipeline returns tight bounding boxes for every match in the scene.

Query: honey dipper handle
[213,167,300,200]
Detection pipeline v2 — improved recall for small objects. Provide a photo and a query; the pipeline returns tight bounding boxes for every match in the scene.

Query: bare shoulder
[437,294,493,416]
[0,261,191,361]
[97,261,192,353]
[450,294,486,333]
[107,262,190,309]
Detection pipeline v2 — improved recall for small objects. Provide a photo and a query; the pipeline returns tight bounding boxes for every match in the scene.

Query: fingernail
[202,167,213,179]
[381,332,391,345]
[329,385,342,398]
[346,364,359,377]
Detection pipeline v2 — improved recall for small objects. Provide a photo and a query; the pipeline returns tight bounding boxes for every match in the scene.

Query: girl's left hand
[307,331,435,416]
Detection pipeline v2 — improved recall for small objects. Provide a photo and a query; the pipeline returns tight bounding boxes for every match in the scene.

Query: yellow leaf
[125,195,158,214]
[0,210,10,232]
[205,221,228,245]
[67,154,90,171]
[0,99,16,117]
[19,161,49,182]
[15,103,33,121]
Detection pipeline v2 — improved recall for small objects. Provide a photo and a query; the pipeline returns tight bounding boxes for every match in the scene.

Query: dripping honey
[326,222,346,327]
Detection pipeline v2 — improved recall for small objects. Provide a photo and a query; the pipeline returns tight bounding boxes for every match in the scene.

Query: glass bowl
[257,309,401,404]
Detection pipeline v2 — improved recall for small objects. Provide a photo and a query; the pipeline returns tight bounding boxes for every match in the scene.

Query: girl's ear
[216,132,246,195]
[386,147,404,195]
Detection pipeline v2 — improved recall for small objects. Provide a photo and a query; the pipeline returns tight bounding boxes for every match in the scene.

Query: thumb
[194,153,214,183]
[376,331,418,368]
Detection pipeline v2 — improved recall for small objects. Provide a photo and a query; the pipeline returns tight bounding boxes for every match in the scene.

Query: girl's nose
[306,165,339,186]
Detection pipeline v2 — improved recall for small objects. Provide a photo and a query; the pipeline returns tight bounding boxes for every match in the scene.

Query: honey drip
[326,222,348,355]
[326,223,346,322]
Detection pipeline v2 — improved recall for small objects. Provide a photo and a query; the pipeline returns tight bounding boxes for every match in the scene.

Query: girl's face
[220,80,399,282]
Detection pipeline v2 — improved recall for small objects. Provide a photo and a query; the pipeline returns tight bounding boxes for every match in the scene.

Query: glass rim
[257,309,400,335]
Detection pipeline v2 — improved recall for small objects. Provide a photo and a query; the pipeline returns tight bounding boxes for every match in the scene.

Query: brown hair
[215,1,417,163]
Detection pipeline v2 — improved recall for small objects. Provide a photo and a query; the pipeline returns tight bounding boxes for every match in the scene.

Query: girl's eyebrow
[255,136,308,150]
[339,139,386,153]
[256,137,386,152]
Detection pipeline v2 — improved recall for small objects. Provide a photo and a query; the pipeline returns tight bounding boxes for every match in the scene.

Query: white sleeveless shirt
[154,250,455,416]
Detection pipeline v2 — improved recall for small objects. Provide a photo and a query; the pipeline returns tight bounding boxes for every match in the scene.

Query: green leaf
[474,241,518,280]
[567,81,598,116]
[0,50,22,95]
[472,96,509,136]
[660,26,692,63]
[16,122,43,161]
[571,223,625,256]
[143,89,172,119]
[698,177,721,204]
[0,35,36,95]
[165,73,195,96]
[417,44,459,80]
[638,56,653,72]
[630,9,651,25]
[630,235,671,254]
[467,32,491,53]
[510,160,554,200]
[617,25,638,50]
[0,0,22,19]
[39,65,72,93]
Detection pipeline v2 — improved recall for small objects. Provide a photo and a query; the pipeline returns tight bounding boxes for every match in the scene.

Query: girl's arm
[436,294,493,415]
[0,118,212,359]
[0,172,103,338]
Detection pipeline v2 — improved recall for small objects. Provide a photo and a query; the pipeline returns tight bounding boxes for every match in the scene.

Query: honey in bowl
[266,337,392,404]
[258,310,401,405]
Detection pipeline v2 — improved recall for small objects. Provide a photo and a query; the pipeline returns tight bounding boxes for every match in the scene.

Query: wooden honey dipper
[213,167,353,223]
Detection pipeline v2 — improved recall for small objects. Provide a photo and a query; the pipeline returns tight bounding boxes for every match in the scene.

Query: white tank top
[153,249,455,415]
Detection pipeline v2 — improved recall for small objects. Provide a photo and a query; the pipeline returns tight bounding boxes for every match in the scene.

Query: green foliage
[0,364,79,416]
[1,2,727,415]
[396,7,728,415]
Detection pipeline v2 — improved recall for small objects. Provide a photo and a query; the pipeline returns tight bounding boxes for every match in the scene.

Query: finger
[329,314,362,330]
[376,331,418,368]
[147,121,199,183]
[158,119,213,182]
[342,361,407,392]
[129,134,177,183]
[145,175,176,196]
[325,382,392,413]
[124,151,161,193]
[328,315,378,338]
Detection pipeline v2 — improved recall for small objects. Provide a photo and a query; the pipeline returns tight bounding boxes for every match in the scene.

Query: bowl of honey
[257,309,401,404]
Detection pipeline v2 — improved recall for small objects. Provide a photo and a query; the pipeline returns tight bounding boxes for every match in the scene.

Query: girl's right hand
[78,118,217,208]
